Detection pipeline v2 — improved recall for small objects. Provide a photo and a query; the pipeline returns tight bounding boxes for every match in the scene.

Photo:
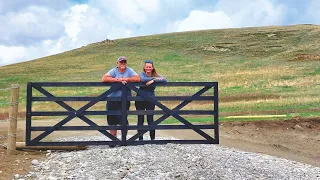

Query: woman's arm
[154,75,168,82]
[140,72,155,82]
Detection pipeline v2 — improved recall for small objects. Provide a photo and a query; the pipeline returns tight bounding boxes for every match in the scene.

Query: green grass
[1,24,320,122]
[162,117,213,124]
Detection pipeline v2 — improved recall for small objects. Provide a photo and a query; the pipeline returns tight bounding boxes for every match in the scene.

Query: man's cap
[117,56,127,62]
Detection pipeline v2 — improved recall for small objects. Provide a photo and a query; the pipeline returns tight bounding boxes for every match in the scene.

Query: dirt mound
[0,112,26,121]
[290,54,320,61]
[220,117,320,167]
[221,117,320,130]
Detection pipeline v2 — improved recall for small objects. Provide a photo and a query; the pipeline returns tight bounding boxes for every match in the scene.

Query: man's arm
[101,74,119,82]
[124,74,140,82]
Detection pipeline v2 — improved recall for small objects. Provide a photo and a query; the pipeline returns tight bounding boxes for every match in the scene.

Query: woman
[135,60,167,140]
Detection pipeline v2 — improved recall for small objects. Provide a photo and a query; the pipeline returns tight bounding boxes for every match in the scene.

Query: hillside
[0,24,319,120]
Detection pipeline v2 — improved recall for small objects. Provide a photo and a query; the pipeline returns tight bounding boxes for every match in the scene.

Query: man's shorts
[106,101,130,125]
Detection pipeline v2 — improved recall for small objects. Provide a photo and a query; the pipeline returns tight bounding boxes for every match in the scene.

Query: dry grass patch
[290,54,320,61]
[268,75,320,87]
[221,96,319,108]
[213,67,298,88]
[220,93,281,102]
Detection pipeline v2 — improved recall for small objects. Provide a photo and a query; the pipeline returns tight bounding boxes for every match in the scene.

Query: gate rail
[26,82,219,146]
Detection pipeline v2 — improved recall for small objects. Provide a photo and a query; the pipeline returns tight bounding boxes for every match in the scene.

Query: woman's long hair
[143,63,158,77]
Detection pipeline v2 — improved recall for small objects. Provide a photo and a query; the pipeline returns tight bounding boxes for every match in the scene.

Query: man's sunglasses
[119,61,127,64]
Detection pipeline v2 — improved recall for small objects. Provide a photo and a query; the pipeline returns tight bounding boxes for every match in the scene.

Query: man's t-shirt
[107,67,137,97]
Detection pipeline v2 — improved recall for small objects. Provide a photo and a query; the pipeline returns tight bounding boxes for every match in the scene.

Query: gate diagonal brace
[30,84,122,145]
[33,86,120,142]
[127,84,215,142]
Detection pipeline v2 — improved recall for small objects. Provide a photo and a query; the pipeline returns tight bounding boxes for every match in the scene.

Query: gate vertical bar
[121,84,128,145]
[26,82,32,146]
[213,83,219,143]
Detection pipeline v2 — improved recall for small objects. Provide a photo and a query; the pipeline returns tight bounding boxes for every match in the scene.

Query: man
[101,56,140,140]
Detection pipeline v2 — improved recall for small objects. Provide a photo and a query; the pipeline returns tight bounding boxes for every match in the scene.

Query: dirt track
[0,117,319,179]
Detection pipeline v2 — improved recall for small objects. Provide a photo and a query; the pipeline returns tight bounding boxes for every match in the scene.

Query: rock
[14,174,19,179]
[32,159,39,166]
[267,33,276,37]
[30,172,37,178]
[300,122,312,128]
[293,124,303,130]
[119,170,129,178]
[48,176,58,180]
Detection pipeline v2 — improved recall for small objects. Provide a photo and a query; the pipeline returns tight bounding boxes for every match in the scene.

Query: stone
[32,159,39,166]
[293,124,303,130]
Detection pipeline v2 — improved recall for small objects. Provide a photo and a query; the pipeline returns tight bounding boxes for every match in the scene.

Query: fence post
[7,84,20,155]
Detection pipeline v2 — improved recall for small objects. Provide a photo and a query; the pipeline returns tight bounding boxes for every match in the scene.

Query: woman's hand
[146,80,155,86]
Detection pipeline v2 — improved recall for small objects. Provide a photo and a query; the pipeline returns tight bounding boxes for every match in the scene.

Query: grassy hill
[0,24,319,121]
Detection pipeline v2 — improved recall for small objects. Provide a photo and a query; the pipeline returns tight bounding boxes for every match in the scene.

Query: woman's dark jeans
[135,100,155,140]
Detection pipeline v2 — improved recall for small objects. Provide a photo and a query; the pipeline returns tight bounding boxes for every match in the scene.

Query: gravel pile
[16,136,320,180]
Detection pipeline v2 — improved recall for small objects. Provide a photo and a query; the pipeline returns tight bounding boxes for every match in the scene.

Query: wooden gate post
[7,84,20,155]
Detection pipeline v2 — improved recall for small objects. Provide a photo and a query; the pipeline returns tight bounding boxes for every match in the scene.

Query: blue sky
[0,0,319,66]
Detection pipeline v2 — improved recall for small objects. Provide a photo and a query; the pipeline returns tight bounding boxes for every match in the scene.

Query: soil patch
[290,54,320,61]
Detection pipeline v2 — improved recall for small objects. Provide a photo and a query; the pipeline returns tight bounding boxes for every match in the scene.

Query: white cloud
[0,6,64,46]
[170,0,288,32]
[230,0,287,27]
[0,45,26,65]
[172,10,234,32]
[64,4,88,41]
[88,0,160,25]
[0,3,134,66]
[0,0,320,66]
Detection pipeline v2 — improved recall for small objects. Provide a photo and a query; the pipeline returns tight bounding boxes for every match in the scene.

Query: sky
[0,0,319,66]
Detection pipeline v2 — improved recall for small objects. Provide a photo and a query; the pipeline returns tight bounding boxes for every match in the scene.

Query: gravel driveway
[17,136,320,180]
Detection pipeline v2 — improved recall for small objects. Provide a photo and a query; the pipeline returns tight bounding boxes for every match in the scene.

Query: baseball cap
[117,56,127,62]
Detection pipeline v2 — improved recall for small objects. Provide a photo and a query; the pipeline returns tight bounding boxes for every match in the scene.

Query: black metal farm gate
[26,82,219,146]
